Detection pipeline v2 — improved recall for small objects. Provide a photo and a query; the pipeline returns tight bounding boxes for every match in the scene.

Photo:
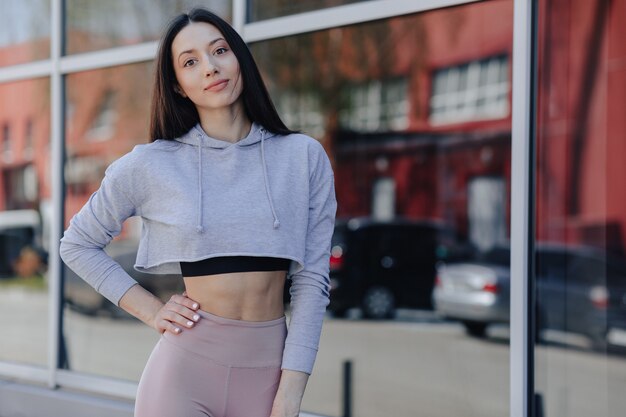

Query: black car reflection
[433,243,626,350]
[0,209,48,279]
[64,241,184,318]
[328,217,473,319]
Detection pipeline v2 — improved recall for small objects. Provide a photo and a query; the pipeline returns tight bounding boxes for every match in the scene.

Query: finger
[157,318,182,335]
[166,302,201,324]
[170,293,199,311]
[163,310,196,329]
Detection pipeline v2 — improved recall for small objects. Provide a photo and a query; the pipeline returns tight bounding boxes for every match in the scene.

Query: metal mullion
[0,60,53,83]
[59,42,158,74]
[48,0,63,390]
[242,0,480,43]
[233,0,246,34]
[511,0,535,416]
[0,362,48,383]
[0,44,157,84]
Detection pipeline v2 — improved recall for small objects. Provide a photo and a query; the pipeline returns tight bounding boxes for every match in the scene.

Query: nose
[203,55,218,76]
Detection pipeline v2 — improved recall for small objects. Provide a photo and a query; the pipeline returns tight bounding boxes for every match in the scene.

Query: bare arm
[271,369,309,417]
[118,284,200,334]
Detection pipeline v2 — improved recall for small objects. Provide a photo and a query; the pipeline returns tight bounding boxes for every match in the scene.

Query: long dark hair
[149,7,297,141]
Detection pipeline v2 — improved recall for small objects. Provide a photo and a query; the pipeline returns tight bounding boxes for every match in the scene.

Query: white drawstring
[192,124,280,233]
[260,128,280,229]
[196,133,205,234]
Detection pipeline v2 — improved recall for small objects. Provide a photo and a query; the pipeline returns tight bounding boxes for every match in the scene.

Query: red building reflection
[0,0,624,257]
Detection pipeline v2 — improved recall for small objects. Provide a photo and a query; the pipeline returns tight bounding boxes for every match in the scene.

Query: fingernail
[187,321,194,326]
[174,327,180,333]
[192,303,198,309]
[193,314,200,321]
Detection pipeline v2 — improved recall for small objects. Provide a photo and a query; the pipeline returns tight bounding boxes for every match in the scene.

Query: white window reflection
[430,55,509,125]
[86,90,117,141]
[468,176,507,252]
[277,91,325,138]
[371,176,396,221]
[339,77,409,132]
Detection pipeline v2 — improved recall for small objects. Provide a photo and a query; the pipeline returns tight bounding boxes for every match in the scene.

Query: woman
[59,7,337,417]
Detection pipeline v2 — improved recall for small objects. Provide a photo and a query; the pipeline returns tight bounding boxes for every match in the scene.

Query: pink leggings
[134,309,287,417]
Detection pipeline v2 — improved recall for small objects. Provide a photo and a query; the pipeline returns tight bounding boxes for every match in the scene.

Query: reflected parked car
[433,242,626,349]
[328,216,473,319]
[64,240,184,318]
[0,209,47,278]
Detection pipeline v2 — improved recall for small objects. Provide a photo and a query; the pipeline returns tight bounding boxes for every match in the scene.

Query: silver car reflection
[433,243,626,350]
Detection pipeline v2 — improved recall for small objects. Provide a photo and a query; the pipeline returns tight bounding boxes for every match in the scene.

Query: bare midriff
[183,270,287,322]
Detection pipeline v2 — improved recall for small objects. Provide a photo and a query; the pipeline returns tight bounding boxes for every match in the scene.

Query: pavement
[2,287,626,417]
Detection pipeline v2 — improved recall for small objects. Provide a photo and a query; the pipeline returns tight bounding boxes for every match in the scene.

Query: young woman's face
[171,22,244,111]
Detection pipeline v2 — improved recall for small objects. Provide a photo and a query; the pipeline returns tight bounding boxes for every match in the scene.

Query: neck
[197,102,252,143]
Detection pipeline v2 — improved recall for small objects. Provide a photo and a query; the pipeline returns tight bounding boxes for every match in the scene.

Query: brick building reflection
[0,0,624,260]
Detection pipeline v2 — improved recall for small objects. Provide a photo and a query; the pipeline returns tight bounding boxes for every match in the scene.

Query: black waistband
[180,256,291,277]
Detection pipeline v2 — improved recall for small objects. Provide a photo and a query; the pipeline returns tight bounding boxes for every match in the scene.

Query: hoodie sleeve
[281,140,337,375]
[59,158,139,307]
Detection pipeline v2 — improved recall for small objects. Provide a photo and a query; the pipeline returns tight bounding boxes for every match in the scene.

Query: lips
[204,79,229,91]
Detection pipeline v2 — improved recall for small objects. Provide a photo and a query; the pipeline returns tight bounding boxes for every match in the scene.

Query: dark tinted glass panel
[481,247,510,266]
[534,1,626,416]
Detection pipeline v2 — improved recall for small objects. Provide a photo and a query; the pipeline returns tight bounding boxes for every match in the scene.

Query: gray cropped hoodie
[59,121,337,375]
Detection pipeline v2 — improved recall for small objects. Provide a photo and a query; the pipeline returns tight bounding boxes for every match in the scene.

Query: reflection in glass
[247,0,367,22]
[339,77,409,132]
[0,0,50,67]
[63,62,184,381]
[251,2,513,415]
[534,0,626,416]
[430,56,509,125]
[65,0,232,55]
[0,77,50,366]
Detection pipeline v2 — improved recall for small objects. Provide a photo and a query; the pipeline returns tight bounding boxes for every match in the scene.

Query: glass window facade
[251,2,513,415]
[534,0,626,415]
[0,0,50,67]
[65,0,232,55]
[0,77,50,366]
[1,1,624,416]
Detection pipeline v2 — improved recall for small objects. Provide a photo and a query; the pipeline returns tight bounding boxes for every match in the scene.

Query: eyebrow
[178,38,226,60]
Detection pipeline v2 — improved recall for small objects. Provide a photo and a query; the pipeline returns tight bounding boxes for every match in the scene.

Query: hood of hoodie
[175,121,274,149]
[173,121,282,234]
